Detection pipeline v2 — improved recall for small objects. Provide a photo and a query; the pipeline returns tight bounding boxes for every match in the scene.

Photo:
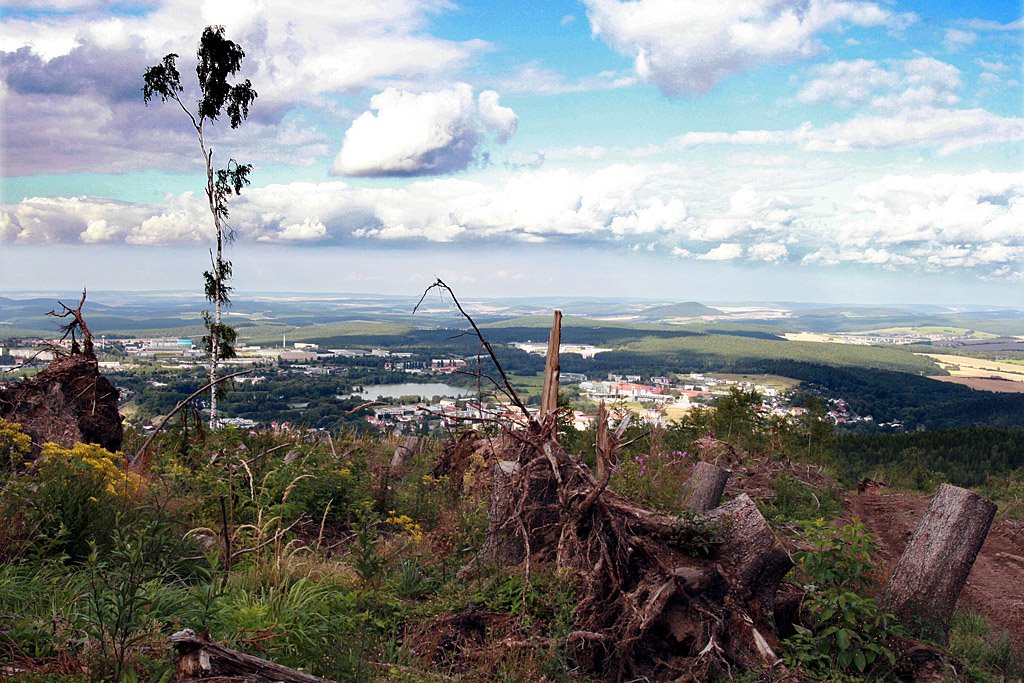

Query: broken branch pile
[477,413,792,682]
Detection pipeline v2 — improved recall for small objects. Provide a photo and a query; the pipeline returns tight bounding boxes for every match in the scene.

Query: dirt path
[847,491,1024,651]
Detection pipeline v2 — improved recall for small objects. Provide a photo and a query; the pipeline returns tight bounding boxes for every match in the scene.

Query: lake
[346,382,476,401]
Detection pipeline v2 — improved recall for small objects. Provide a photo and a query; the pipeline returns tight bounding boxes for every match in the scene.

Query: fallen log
[680,461,730,512]
[168,629,335,683]
[882,483,996,640]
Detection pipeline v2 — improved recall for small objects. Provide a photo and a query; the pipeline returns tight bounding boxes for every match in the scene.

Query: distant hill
[638,301,722,319]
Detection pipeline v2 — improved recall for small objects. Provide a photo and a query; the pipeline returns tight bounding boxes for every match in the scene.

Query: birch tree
[143,25,256,428]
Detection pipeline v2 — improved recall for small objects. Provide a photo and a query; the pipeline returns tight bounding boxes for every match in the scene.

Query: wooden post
[882,484,996,639]
[540,310,562,418]
[680,461,729,512]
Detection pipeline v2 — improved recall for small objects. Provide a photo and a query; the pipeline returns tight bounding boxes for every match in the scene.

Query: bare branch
[131,368,252,465]
[414,278,534,427]
[47,288,93,355]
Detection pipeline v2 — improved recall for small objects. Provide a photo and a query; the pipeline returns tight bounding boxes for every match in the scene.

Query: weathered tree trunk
[539,310,561,417]
[169,629,334,682]
[390,435,423,472]
[882,483,996,639]
[705,493,793,623]
[680,461,729,512]
[478,460,525,565]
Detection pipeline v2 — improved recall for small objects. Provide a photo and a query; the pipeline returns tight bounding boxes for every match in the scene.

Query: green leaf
[836,628,851,650]
[853,651,866,672]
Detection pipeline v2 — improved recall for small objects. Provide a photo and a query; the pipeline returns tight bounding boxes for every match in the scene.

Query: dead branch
[47,289,93,356]
[131,368,252,465]
[169,629,334,682]
[414,278,534,426]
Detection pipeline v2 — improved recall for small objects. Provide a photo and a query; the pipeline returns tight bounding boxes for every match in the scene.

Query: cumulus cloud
[797,57,960,110]
[0,194,208,244]
[331,84,517,177]
[802,171,1024,278]
[699,243,744,261]
[584,0,914,95]
[675,57,1023,154]
[5,167,1022,280]
[688,186,801,242]
[1,0,487,174]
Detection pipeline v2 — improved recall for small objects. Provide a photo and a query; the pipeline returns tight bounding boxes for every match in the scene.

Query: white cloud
[699,243,744,260]
[678,57,1023,154]
[1,0,486,101]
[943,28,977,53]
[688,186,800,242]
[834,172,1024,248]
[797,59,901,107]
[499,62,637,95]
[976,59,1010,73]
[584,0,914,95]
[677,130,791,148]
[560,14,576,26]
[543,146,608,160]
[269,218,328,241]
[1,194,208,244]
[797,57,960,110]
[749,242,789,262]
[963,17,1024,31]
[331,84,517,177]
[6,168,1022,281]
[802,107,1024,154]
[0,0,489,174]
[609,197,690,235]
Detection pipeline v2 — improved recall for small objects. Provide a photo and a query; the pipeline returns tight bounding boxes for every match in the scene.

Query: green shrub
[0,417,32,469]
[31,443,141,560]
[784,521,902,681]
[761,473,842,525]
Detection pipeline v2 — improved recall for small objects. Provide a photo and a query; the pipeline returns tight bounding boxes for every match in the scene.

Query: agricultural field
[921,353,1024,384]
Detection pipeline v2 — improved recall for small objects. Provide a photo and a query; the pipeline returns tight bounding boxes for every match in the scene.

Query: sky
[0,0,1022,305]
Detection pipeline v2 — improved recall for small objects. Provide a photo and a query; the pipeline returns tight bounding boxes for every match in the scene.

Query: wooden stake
[540,310,562,418]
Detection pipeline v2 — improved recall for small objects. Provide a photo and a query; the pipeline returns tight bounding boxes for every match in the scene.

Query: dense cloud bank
[4,168,1021,281]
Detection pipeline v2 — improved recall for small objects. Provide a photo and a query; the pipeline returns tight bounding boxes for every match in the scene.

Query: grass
[946,610,1024,682]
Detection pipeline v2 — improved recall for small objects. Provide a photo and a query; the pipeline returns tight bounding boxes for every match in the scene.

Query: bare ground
[847,491,1024,651]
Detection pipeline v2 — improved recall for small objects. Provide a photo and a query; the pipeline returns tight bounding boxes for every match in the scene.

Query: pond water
[346,382,476,401]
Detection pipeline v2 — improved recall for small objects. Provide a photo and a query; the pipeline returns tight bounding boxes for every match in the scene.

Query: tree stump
[478,461,525,565]
[680,461,729,512]
[705,493,793,622]
[390,435,423,472]
[882,483,996,640]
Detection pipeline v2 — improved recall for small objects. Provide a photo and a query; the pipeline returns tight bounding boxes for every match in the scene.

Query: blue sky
[1,0,1021,304]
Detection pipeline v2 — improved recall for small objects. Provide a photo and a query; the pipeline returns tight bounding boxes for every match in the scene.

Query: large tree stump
[882,484,996,639]
[705,493,793,622]
[478,461,526,565]
[680,461,729,512]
